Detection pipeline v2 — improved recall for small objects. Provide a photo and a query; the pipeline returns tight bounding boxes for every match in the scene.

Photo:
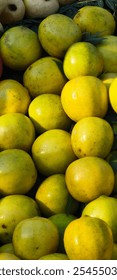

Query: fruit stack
[0,0,117,260]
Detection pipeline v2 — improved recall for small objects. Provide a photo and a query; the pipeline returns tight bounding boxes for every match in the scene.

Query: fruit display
[0,0,117,260]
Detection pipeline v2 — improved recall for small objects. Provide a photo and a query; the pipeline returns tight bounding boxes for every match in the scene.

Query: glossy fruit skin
[35,174,79,217]
[28,93,72,134]
[0,149,37,196]
[61,76,108,122]
[0,79,31,115]
[63,42,104,80]
[12,216,59,260]
[64,216,113,260]
[71,116,114,159]
[82,195,117,243]
[65,156,114,203]
[38,13,82,59]
[109,77,117,113]
[32,129,76,176]
[0,113,36,151]
[0,194,40,244]
[38,253,69,260]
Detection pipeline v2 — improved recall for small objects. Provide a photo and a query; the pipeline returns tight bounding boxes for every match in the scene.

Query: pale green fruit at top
[73,5,116,36]
[38,13,82,59]
[63,41,104,80]
[12,216,59,260]
[82,195,117,243]
[28,93,72,134]
[0,194,40,244]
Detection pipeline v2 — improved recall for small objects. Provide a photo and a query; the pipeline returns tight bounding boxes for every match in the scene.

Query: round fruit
[0,149,37,195]
[0,243,14,254]
[63,41,104,79]
[96,35,117,73]
[23,56,67,98]
[64,216,113,259]
[0,113,35,151]
[32,129,76,176]
[0,79,31,115]
[71,116,114,158]
[35,174,79,217]
[38,13,82,59]
[0,26,42,70]
[39,253,69,260]
[0,57,3,78]
[61,76,108,122]
[109,77,117,112]
[0,194,40,244]
[0,253,20,260]
[65,157,114,203]
[12,216,59,260]
[49,213,77,253]
[73,5,116,36]
[82,195,117,243]
[28,93,72,134]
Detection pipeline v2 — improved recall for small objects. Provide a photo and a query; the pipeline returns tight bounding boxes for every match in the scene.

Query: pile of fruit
[0,0,117,260]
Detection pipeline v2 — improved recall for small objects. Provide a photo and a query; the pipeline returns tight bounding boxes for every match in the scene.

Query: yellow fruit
[0,194,40,244]
[0,253,20,260]
[32,129,76,176]
[63,42,104,79]
[73,5,116,36]
[65,157,114,203]
[0,79,31,115]
[111,243,117,260]
[49,213,77,253]
[82,195,117,243]
[38,13,82,59]
[61,76,108,122]
[35,174,79,217]
[23,56,67,98]
[0,243,14,254]
[28,93,72,134]
[106,150,117,195]
[0,26,42,70]
[71,117,114,158]
[39,253,69,260]
[12,216,59,260]
[0,149,37,195]
[99,72,117,92]
[0,113,35,151]
[64,216,113,260]
[109,77,117,112]
[96,35,117,73]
